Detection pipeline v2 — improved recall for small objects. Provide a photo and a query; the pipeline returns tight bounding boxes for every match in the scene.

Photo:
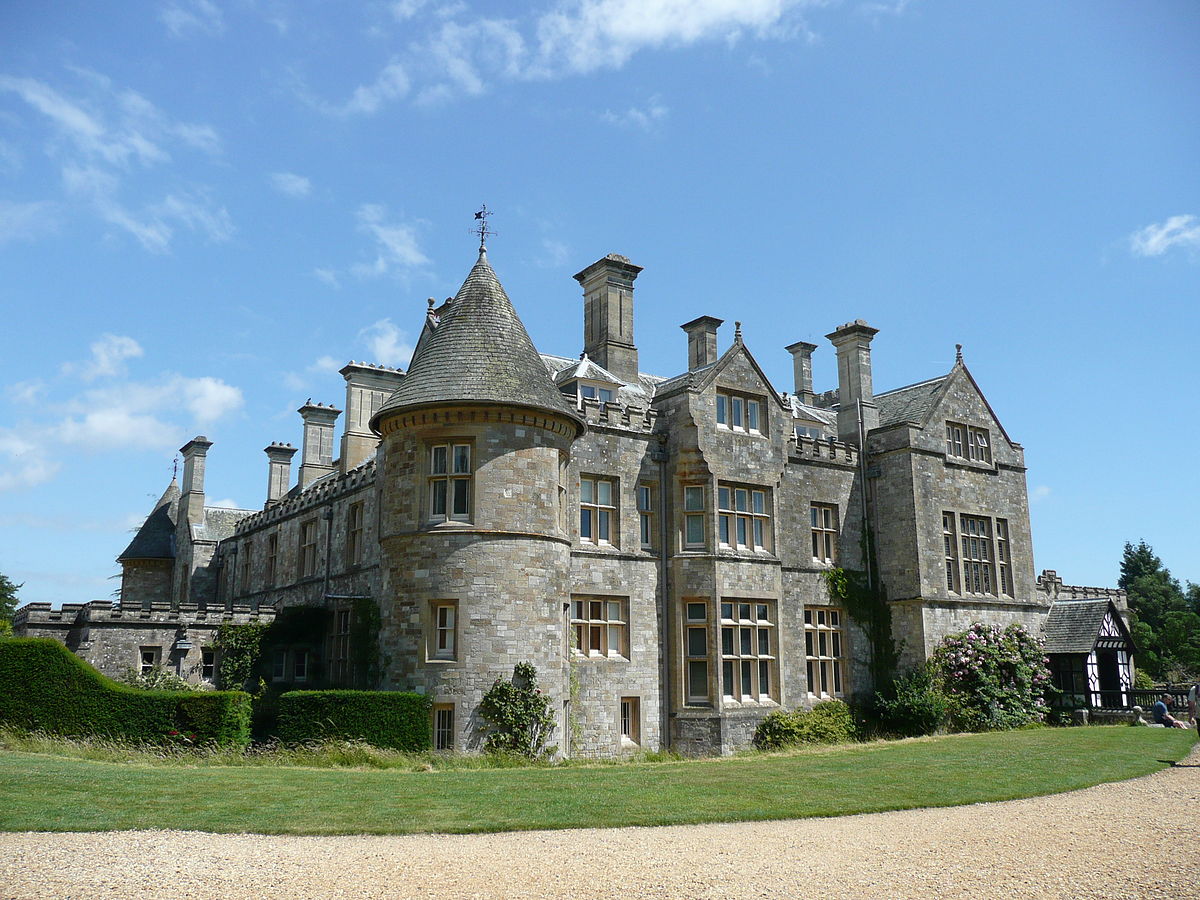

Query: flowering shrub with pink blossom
[931,622,1053,732]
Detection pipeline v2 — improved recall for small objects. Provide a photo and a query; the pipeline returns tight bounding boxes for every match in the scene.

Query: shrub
[119,665,204,692]
[752,700,856,750]
[930,622,1052,732]
[477,662,556,758]
[876,666,950,736]
[276,690,432,751]
[0,638,250,747]
[1133,669,1155,690]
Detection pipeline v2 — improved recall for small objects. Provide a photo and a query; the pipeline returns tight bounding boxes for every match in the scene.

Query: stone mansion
[15,242,1135,755]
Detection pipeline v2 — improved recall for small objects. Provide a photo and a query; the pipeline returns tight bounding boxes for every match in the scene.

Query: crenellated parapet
[579,397,658,433]
[1036,569,1128,610]
[235,458,377,534]
[15,600,275,631]
[788,434,858,467]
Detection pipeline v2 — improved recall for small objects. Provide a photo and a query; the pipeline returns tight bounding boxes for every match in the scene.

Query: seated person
[1152,694,1189,729]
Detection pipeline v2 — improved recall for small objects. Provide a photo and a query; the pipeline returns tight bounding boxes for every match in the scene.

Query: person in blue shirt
[1152,694,1188,728]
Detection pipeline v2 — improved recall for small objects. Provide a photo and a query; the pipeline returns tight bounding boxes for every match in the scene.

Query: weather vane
[473,204,496,250]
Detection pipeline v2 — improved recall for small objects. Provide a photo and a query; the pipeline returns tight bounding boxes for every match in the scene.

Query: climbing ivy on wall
[213,622,270,691]
[822,525,897,689]
[349,597,382,689]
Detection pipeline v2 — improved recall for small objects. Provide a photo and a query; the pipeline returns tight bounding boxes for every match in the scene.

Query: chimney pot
[680,316,724,371]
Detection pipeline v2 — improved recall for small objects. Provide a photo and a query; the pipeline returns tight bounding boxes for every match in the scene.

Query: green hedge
[0,638,251,748]
[277,690,432,750]
[753,700,858,750]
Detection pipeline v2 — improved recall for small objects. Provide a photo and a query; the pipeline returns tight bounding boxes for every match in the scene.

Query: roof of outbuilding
[372,249,585,435]
[118,480,180,561]
[1044,599,1127,654]
[875,376,947,427]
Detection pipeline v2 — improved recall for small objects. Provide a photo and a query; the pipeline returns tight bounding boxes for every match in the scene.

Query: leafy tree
[1120,541,1200,681]
[0,573,20,637]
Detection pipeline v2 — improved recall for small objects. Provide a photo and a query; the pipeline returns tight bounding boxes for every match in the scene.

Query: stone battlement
[1036,569,1128,608]
[579,398,658,433]
[236,457,377,533]
[14,600,274,630]
[789,434,858,465]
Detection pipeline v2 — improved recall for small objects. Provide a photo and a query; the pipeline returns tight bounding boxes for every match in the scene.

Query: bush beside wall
[753,700,857,751]
[276,690,432,751]
[0,637,251,747]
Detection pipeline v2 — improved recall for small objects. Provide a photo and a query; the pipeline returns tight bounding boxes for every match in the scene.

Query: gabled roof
[788,396,836,427]
[552,353,622,387]
[875,376,948,428]
[371,249,585,436]
[1044,599,1135,654]
[118,480,179,561]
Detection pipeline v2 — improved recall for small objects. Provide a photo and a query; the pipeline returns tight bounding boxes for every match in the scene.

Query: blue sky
[1,0,1197,607]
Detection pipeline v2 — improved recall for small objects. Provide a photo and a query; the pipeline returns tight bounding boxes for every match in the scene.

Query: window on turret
[580,476,617,546]
[429,443,472,522]
[718,485,771,552]
[717,392,763,434]
[429,601,457,661]
[946,422,991,463]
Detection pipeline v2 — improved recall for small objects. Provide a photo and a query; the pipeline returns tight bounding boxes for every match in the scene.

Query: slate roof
[875,376,947,428]
[118,480,180,561]
[788,396,837,428]
[1043,599,1126,654]
[551,354,622,387]
[541,352,662,408]
[194,506,257,542]
[372,249,585,435]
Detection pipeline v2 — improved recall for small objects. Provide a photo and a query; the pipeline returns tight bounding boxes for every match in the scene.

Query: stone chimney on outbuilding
[681,316,724,371]
[339,362,404,473]
[826,320,880,445]
[785,340,818,405]
[574,253,643,384]
[264,442,297,508]
[297,401,341,488]
[179,435,212,528]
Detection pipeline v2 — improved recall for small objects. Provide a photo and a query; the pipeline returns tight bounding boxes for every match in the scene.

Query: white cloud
[352,204,429,277]
[0,70,225,251]
[359,319,414,368]
[0,199,60,243]
[208,497,242,509]
[335,61,411,116]
[0,430,62,491]
[314,267,341,288]
[179,376,243,423]
[7,380,47,405]
[1129,214,1200,259]
[602,97,669,131]
[55,408,183,451]
[536,238,570,268]
[1030,485,1051,503]
[269,172,312,197]
[312,355,341,373]
[160,0,226,37]
[62,334,144,382]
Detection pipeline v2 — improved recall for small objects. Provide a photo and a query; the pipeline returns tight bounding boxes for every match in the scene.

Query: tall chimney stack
[785,341,818,405]
[681,316,724,371]
[297,401,341,488]
[340,362,404,473]
[179,435,213,527]
[264,442,297,507]
[574,253,643,384]
[826,320,880,445]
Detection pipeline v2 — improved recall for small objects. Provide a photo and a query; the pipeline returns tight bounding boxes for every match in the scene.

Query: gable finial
[472,204,496,251]
[735,321,743,342]
[955,343,963,364]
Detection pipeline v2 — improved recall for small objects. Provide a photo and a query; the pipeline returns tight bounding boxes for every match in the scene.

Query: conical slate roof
[371,249,585,435]
[118,479,180,561]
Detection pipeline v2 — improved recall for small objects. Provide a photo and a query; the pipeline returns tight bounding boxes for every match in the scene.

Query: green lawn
[0,727,1192,835]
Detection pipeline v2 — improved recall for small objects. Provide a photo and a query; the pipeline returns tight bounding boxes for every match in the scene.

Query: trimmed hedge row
[0,638,251,748]
[277,690,432,750]
[753,700,857,750]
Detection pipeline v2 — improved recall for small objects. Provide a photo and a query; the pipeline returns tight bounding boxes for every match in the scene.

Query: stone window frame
[239,540,253,594]
[428,441,473,523]
[271,648,287,681]
[346,501,365,567]
[428,600,458,662]
[293,648,309,682]
[139,645,161,675]
[265,532,278,587]
[805,607,846,698]
[200,647,216,682]
[580,475,618,547]
[960,514,995,595]
[433,703,455,751]
[945,421,992,464]
[943,512,960,593]
[570,596,628,659]
[810,502,838,564]
[620,696,641,746]
[683,600,711,706]
[794,422,824,440]
[637,482,655,550]
[716,391,764,435]
[682,484,706,550]
[996,518,1012,596]
[718,484,772,553]
[720,600,777,705]
[330,608,351,683]
[298,519,319,579]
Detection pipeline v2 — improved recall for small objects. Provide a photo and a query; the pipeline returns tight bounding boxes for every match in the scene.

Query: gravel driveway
[4,743,1199,900]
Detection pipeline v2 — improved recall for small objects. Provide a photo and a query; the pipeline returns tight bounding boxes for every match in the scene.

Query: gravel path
[4,744,1199,900]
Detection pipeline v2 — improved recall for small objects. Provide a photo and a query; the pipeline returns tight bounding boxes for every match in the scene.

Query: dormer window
[946,422,991,463]
[794,423,824,441]
[580,383,614,404]
[561,380,616,408]
[716,392,762,434]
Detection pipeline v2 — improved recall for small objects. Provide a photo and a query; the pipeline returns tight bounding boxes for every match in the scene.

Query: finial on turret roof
[172,456,178,481]
[955,343,963,364]
[473,204,496,251]
[735,321,743,342]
